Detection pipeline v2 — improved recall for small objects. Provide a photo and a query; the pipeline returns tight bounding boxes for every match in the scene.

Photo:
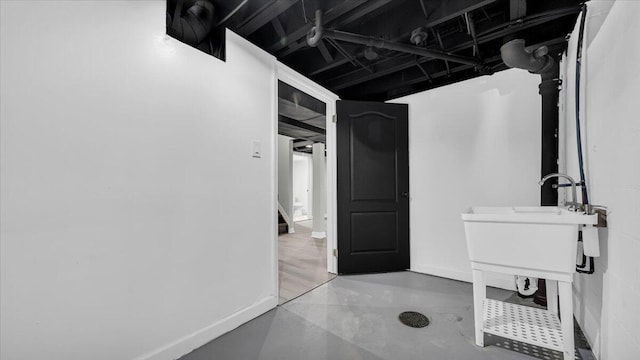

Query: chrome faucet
[539,173,580,211]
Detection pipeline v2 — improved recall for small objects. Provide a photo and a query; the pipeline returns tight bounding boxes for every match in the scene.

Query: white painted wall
[277,135,294,229]
[561,1,640,358]
[292,153,312,221]
[391,69,541,289]
[0,1,278,360]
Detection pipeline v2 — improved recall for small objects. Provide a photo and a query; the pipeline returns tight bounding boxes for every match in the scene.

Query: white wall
[292,153,312,220]
[277,135,294,228]
[391,69,541,289]
[562,1,640,358]
[0,1,278,360]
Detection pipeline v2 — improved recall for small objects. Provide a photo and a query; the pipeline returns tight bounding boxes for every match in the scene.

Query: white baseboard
[411,263,516,291]
[311,231,326,239]
[134,296,277,360]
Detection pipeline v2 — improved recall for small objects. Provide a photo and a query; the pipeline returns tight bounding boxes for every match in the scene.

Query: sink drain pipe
[500,38,560,303]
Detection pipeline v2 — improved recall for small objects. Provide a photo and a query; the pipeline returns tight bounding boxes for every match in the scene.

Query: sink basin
[461,207,597,274]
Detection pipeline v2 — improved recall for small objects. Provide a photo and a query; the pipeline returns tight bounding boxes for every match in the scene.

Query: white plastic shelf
[483,299,564,351]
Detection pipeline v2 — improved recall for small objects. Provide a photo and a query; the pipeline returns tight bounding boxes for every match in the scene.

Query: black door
[336,100,409,274]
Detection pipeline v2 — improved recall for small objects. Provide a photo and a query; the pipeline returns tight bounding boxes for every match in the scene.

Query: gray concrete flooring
[180,271,595,360]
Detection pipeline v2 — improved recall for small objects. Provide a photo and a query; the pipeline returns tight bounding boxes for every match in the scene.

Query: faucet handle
[564,201,584,212]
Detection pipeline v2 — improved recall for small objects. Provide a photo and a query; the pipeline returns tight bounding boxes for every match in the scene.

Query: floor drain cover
[398,311,430,328]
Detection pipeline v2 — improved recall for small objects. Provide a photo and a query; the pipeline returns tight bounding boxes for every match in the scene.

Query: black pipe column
[500,40,565,306]
[534,63,561,307]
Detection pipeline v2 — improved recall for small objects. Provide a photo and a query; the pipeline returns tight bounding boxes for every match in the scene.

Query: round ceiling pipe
[167,0,215,46]
[500,39,556,78]
[306,10,324,48]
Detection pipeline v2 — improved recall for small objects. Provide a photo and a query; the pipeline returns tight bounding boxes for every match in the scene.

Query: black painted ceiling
[206,0,582,101]
[167,0,583,147]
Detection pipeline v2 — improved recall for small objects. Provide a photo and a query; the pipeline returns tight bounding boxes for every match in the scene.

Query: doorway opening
[277,80,336,304]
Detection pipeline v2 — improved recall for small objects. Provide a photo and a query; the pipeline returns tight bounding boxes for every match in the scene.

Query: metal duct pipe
[500,39,557,78]
[306,10,483,68]
[167,0,215,46]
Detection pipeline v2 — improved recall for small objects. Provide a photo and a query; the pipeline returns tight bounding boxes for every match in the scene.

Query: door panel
[337,100,409,274]
[350,114,397,201]
[351,212,398,253]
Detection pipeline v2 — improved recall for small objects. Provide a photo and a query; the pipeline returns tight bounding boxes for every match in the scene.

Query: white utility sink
[461,206,597,274]
[462,206,598,360]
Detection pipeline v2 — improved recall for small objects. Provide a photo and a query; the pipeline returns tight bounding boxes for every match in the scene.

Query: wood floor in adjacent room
[278,220,335,304]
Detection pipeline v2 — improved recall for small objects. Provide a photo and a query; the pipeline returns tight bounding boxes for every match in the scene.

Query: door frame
[276,62,339,275]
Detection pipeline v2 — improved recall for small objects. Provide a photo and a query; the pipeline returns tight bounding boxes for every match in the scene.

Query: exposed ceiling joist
[415,60,433,83]
[236,0,298,37]
[350,36,568,100]
[299,0,496,78]
[278,123,325,144]
[279,115,326,135]
[510,0,528,20]
[325,6,580,91]
[292,139,314,147]
[328,55,415,91]
[316,40,334,63]
[465,12,481,57]
[421,0,497,28]
[318,28,482,66]
[358,57,498,100]
[271,17,287,38]
[197,0,583,101]
[325,38,373,73]
[276,0,397,57]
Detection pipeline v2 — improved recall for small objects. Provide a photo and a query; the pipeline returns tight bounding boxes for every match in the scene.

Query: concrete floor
[180,272,595,360]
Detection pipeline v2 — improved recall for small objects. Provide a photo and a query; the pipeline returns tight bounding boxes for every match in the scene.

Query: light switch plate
[252,140,261,158]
